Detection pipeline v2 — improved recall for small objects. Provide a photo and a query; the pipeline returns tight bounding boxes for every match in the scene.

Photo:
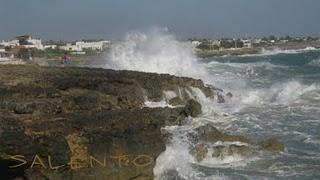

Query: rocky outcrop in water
[0,64,284,179]
[0,64,213,180]
[189,124,285,162]
[259,138,285,152]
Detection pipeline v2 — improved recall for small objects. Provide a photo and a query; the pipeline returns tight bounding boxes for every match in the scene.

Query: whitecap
[234,46,318,58]
[308,58,320,67]
[104,26,211,83]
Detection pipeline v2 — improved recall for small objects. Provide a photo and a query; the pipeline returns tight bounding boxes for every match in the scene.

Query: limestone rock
[212,144,257,159]
[0,64,214,179]
[190,143,208,162]
[168,97,184,106]
[226,92,233,99]
[183,99,202,117]
[217,93,225,103]
[192,124,249,143]
[259,138,285,152]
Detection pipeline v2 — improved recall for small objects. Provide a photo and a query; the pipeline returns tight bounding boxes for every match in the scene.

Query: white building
[241,39,252,48]
[191,40,201,47]
[0,40,19,47]
[59,43,82,51]
[253,38,262,44]
[23,38,44,50]
[59,40,110,52]
[7,35,45,50]
[210,40,221,47]
[76,40,110,51]
[44,45,57,49]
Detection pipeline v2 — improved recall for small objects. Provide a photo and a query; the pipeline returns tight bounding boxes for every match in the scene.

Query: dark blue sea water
[197,49,320,179]
[154,49,320,180]
[103,32,320,179]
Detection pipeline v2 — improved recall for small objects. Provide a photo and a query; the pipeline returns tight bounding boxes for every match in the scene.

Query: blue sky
[1,0,320,40]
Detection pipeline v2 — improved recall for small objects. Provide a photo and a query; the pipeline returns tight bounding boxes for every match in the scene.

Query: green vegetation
[44,48,70,58]
[82,48,99,56]
[197,43,219,51]
[18,48,70,59]
[220,39,244,49]
[17,47,101,60]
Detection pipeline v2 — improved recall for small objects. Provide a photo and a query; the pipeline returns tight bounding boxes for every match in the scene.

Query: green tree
[235,39,244,48]
[220,40,234,49]
[196,43,211,50]
[269,35,277,41]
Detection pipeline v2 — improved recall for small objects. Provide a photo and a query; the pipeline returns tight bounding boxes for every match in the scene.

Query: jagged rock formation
[189,124,285,162]
[0,65,284,179]
[0,64,213,180]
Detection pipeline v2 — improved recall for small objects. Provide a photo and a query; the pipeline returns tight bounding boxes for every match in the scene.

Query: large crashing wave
[104,27,210,83]
[103,28,320,179]
[240,81,318,106]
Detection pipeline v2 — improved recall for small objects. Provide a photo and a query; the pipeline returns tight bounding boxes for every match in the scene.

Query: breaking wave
[104,27,210,83]
[238,47,318,57]
[259,47,317,56]
[308,58,320,67]
[229,81,319,109]
[102,27,320,179]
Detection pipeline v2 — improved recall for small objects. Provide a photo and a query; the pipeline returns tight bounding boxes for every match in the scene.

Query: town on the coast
[0,35,111,64]
[1,34,320,64]
[190,36,320,57]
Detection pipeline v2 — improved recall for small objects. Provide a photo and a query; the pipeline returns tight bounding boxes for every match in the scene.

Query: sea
[104,28,320,180]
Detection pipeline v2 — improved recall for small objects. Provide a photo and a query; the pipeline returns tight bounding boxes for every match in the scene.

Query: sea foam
[308,58,320,67]
[237,47,318,57]
[104,27,210,83]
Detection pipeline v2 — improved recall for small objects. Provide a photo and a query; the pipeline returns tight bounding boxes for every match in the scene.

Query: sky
[1,0,320,41]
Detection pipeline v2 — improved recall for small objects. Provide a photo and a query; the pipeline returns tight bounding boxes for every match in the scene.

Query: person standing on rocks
[62,55,71,66]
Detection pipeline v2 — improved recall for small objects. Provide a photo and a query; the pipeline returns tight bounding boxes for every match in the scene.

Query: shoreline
[0,64,285,179]
[195,40,320,58]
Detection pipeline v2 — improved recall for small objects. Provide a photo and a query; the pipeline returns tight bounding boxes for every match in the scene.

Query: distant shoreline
[195,40,320,58]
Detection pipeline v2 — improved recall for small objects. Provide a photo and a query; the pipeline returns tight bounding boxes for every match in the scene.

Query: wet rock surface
[191,124,250,143]
[0,64,212,180]
[259,138,286,152]
[0,65,285,179]
[189,124,285,162]
[191,143,209,162]
[211,144,258,159]
[182,99,202,118]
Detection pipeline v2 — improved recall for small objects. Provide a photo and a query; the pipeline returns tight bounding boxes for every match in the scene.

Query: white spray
[104,27,210,83]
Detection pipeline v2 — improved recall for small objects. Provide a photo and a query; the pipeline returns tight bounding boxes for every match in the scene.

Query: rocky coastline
[0,64,284,179]
[196,40,320,58]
